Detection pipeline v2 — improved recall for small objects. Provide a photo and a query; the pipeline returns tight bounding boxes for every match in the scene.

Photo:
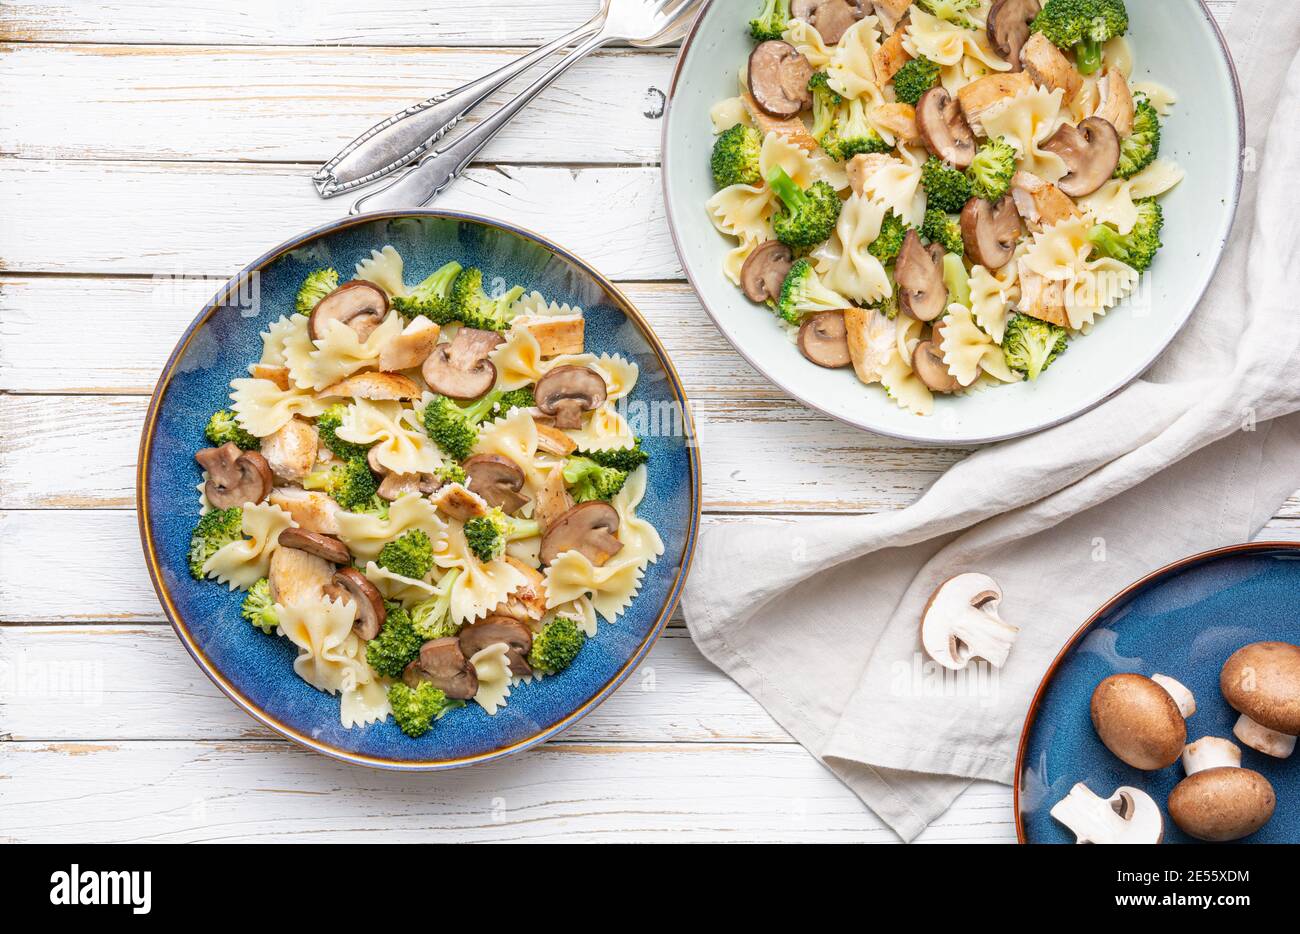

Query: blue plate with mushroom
[1017,543,1300,843]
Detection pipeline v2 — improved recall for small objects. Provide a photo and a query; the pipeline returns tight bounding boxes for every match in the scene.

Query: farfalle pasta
[189,247,665,736]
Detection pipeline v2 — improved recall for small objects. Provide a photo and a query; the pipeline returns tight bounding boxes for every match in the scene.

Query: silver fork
[346,0,702,215]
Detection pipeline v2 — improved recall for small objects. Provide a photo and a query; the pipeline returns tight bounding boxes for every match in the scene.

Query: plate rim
[660,0,1245,445]
[1012,540,1300,843]
[135,208,703,771]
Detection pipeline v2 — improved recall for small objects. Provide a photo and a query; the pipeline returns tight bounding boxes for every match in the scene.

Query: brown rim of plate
[136,208,702,771]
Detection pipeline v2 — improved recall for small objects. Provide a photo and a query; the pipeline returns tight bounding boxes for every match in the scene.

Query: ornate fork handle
[350,28,613,215]
[314,13,606,198]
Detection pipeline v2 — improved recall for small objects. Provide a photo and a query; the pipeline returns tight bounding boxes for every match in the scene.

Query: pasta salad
[708,0,1181,416]
[189,246,663,738]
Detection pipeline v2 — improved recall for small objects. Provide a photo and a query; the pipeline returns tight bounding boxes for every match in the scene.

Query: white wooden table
[0,0,1267,844]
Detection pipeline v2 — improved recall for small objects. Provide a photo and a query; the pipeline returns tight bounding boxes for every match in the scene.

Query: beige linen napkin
[681,0,1300,841]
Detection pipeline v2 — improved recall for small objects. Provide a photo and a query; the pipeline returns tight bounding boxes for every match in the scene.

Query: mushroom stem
[1049,783,1163,845]
[946,608,1018,669]
[1181,736,1241,776]
[1152,673,1197,719]
[1233,713,1297,759]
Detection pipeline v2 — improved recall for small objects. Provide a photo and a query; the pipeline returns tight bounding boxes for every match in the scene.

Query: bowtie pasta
[714,0,1179,414]
[189,248,661,738]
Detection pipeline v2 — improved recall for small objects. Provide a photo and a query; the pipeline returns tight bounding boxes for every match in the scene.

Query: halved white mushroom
[1050,783,1164,844]
[920,573,1019,670]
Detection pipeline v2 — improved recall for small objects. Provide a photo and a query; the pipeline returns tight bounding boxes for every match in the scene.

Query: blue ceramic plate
[1016,543,1300,843]
[138,210,701,769]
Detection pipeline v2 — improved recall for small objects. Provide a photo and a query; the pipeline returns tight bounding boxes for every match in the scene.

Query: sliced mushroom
[195,442,274,509]
[986,0,1040,71]
[377,471,442,502]
[317,371,421,401]
[411,637,478,700]
[308,281,389,342]
[459,616,534,677]
[961,194,1022,270]
[920,573,1019,669]
[278,528,351,565]
[791,0,865,46]
[1041,117,1121,198]
[895,230,948,322]
[740,240,795,304]
[539,501,624,567]
[268,546,335,606]
[747,41,814,118]
[260,416,319,483]
[911,341,960,394]
[378,315,440,372]
[534,365,607,430]
[463,454,530,514]
[915,86,976,169]
[1050,783,1164,844]
[332,566,386,641]
[422,327,504,400]
[798,312,852,369]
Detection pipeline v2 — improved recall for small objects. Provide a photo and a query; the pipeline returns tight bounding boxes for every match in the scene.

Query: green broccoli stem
[1075,38,1103,74]
[767,167,807,214]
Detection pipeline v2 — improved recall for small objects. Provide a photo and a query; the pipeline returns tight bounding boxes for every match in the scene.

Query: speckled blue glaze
[1018,545,1300,843]
[138,211,700,769]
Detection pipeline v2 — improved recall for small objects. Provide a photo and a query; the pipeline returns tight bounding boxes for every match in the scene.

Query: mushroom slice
[740,240,795,304]
[895,230,948,322]
[536,467,575,531]
[956,72,1034,137]
[278,528,351,565]
[1049,783,1164,844]
[915,87,976,168]
[490,558,548,624]
[459,616,534,676]
[986,0,1040,71]
[195,443,274,509]
[269,488,341,535]
[540,501,624,567]
[317,371,421,401]
[268,546,336,607]
[422,327,504,400]
[798,312,852,369]
[512,315,585,358]
[1020,30,1081,101]
[920,573,1019,670]
[912,340,960,394]
[1090,673,1189,770]
[463,454,530,514]
[377,471,441,502]
[534,423,577,458]
[961,195,1022,270]
[1221,641,1300,758]
[747,40,814,118]
[1169,737,1277,842]
[412,637,479,700]
[792,0,865,46]
[1093,68,1134,137]
[379,315,440,372]
[534,365,608,431]
[435,483,489,522]
[1041,117,1121,197]
[308,281,390,342]
[332,566,386,641]
[260,416,319,483]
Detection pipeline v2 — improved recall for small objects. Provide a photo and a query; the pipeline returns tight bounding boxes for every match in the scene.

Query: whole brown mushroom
[195,442,274,509]
[1220,641,1300,758]
[1169,736,1276,842]
[1090,672,1195,770]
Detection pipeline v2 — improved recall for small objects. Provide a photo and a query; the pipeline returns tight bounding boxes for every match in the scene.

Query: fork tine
[655,0,703,36]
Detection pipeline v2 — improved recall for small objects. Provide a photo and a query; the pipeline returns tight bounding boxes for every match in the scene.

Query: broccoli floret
[528,617,587,674]
[822,96,891,162]
[776,259,851,325]
[314,402,370,461]
[435,464,467,487]
[388,681,461,738]
[916,0,980,28]
[1032,0,1128,75]
[892,56,941,106]
[922,208,964,255]
[943,253,971,307]
[204,409,260,451]
[365,602,424,679]
[749,0,791,41]
[390,261,462,323]
[808,72,843,145]
[967,137,1018,201]
[303,457,383,514]
[410,568,462,640]
[241,577,279,634]
[1002,313,1069,382]
[922,156,973,214]
[422,387,525,462]
[1115,96,1161,179]
[494,386,535,417]
[188,507,243,580]
[377,529,434,581]
[450,267,523,329]
[563,456,630,503]
[576,442,649,472]
[868,211,911,264]
[711,124,764,189]
[463,508,541,565]
[1088,199,1163,273]
[869,288,900,321]
[768,167,842,250]
[295,268,338,315]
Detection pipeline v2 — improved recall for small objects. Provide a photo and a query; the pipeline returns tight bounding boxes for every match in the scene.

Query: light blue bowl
[137,211,701,769]
[1017,544,1300,843]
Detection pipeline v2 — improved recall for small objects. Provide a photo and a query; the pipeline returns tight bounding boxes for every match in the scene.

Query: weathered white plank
[0,44,672,165]
[0,626,786,743]
[0,159,680,280]
[0,740,1016,843]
